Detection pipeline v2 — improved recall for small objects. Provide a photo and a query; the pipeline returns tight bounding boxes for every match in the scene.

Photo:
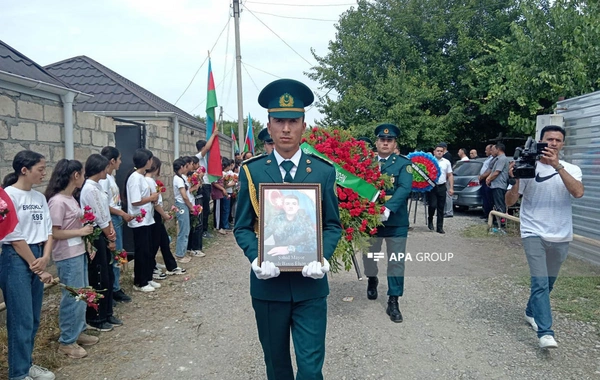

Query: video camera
[512,137,548,178]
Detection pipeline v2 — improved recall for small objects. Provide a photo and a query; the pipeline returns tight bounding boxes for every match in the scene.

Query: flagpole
[233,0,245,152]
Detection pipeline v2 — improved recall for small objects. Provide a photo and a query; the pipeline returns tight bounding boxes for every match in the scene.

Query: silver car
[452,159,486,209]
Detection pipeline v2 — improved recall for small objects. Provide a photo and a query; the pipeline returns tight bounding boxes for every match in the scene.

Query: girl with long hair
[99,146,133,304]
[45,159,99,358]
[172,158,194,263]
[186,156,204,257]
[80,154,122,331]
[0,150,55,380]
[125,149,160,292]
[145,157,187,276]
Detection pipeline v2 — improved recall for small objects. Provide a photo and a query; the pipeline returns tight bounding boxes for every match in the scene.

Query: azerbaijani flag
[231,127,239,154]
[244,114,255,155]
[206,59,221,182]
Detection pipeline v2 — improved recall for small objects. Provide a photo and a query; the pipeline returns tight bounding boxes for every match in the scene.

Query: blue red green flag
[206,59,221,181]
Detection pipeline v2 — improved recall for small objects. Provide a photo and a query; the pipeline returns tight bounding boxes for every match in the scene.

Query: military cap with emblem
[257,128,273,143]
[375,123,400,139]
[258,78,314,119]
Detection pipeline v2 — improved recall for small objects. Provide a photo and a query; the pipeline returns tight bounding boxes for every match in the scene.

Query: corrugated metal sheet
[556,91,600,264]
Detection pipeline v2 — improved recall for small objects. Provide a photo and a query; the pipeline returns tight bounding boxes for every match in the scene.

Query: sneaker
[76,333,99,346]
[177,256,192,263]
[153,272,167,280]
[134,284,155,292]
[58,342,87,359]
[166,267,187,275]
[148,280,161,289]
[525,313,538,331]
[217,229,227,235]
[193,250,206,257]
[113,289,132,303]
[539,335,558,349]
[156,263,166,269]
[29,365,55,380]
[153,268,162,275]
[87,322,114,332]
[107,315,123,326]
[203,231,214,238]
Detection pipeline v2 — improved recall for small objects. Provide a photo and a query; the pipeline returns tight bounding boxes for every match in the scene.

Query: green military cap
[375,123,400,138]
[258,128,273,143]
[258,79,314,119]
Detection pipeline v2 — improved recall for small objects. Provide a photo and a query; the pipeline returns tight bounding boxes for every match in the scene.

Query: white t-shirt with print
[173,175,188,204]
[196,152,209,184]
[99,173,122,210]
[126,171,155,228]
[0,186,52,245]
[518,160,583,242]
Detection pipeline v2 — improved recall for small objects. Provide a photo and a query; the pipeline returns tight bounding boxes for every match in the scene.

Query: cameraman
[506,125,584,349]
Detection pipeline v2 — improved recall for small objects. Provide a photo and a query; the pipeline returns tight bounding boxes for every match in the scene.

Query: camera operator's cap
[258,79,314,119]
[258,128,273,143]
[375,123,400,138]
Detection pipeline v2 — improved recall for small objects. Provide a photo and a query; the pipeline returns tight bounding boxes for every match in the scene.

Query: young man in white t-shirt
[195,133,217,238]
[427,144,453,234]
[506,125,584,349]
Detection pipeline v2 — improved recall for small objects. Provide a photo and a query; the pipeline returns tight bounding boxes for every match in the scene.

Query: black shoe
[444,214,453,218]
[113,289,132,303]
[437,228,445,234]
[87,321,114,332]
[428,222,434,231]
[386,296,403,323]
[367,277,378,300]
[107,315,123,326]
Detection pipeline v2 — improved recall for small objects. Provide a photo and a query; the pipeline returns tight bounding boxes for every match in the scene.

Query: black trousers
[132,225,154,287]
[492,187,507,227]
[151,211,178,271]
[187,195,203,251]
[427,183,447,230]
[480,181,493,218]
[201,184,212,232]
[87,236,114,324]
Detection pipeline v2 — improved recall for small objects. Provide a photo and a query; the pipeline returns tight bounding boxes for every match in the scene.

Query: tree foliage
[310,0,600,147]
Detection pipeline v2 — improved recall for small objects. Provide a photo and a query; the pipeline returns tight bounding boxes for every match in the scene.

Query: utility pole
[232,0,245,151]
[218,106,224,134]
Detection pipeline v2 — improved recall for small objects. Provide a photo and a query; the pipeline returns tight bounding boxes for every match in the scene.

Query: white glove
[251,258,280,280]
[302,258,330,279]
[380,207,390,222]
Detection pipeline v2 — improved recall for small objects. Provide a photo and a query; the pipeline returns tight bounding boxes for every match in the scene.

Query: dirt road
[51,213,600,379]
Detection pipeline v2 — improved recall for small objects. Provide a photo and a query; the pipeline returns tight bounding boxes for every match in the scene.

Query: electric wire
[241,4,315,67]
[241,61,282,79]
[245,8,338,21]
[174,17,231,105]
[189,62,236,114]
[241,62,260,91]
[245,1,355,6]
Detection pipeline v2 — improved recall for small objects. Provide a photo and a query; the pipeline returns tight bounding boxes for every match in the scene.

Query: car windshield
[453,162,483,176]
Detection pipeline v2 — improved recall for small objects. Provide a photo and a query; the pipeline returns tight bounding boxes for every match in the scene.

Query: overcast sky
[1,0,355,133]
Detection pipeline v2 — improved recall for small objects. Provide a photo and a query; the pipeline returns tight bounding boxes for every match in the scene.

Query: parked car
[452,159,485,209]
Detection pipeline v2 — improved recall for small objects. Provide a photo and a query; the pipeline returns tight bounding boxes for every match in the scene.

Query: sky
[1,0,355,135]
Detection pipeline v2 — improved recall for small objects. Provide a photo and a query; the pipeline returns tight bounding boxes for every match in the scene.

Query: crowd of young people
[0,142,240,380]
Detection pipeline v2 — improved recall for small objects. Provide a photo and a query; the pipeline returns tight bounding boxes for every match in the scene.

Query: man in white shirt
[427,144,453,234]
[478,144,494,219]
[458,148,470,161]
[506,125,584,349]
[195,133,217,238]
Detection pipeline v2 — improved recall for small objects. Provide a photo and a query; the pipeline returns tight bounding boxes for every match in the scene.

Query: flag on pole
[244,114,255,155]
[206,59,221,182]
[231,127,239,154]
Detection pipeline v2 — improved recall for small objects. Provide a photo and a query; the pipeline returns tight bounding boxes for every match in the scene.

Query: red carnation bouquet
[81,205,103,253]
[112,249,128,266]
[302,128,392,272]
[134,208,147,223]
[155,180,167,193]
[191,204,203,228]
[54,280,104,311]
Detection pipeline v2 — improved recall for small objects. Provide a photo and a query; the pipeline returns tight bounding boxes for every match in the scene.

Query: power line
[245,8,338,21]
[245,1,355,6]
[174,18,231,105]
[241,61,282,79]
[241,62,260,91]
[189,60,237,114]
[241,4,315,67]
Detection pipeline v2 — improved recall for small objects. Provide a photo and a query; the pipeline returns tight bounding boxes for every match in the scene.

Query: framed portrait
[259,183,323,272]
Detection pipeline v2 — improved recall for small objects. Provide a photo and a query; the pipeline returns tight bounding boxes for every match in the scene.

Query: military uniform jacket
[234,150,342,302]
[380,153,413,228]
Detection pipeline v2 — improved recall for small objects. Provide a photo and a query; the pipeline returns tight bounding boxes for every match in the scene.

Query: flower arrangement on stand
[301,127,392,273]
[53,280,104,311]
[81,205,102,253]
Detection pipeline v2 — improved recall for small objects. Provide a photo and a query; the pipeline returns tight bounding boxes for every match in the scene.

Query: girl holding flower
[80,154,122,331]
[145,157,186,275]
[45,159,98,358]
[0,150,55,380]
[172,158,194,263]
[125,149,159,292]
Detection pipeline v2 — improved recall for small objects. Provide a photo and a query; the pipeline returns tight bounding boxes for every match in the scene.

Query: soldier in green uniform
[258,127,275,155]
[363,123,413,323]
[234,78,342,380]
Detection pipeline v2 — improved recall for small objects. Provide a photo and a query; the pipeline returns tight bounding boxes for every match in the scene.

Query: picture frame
[259,183,323,272]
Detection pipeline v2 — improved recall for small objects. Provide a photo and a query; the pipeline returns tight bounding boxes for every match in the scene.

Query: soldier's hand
[251,258,280,280]
[302,258,329,280]
[379,207,390,222]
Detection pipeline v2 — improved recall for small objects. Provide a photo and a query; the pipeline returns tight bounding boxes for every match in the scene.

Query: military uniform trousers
[363,226,408,297]
[252,296,327,380]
